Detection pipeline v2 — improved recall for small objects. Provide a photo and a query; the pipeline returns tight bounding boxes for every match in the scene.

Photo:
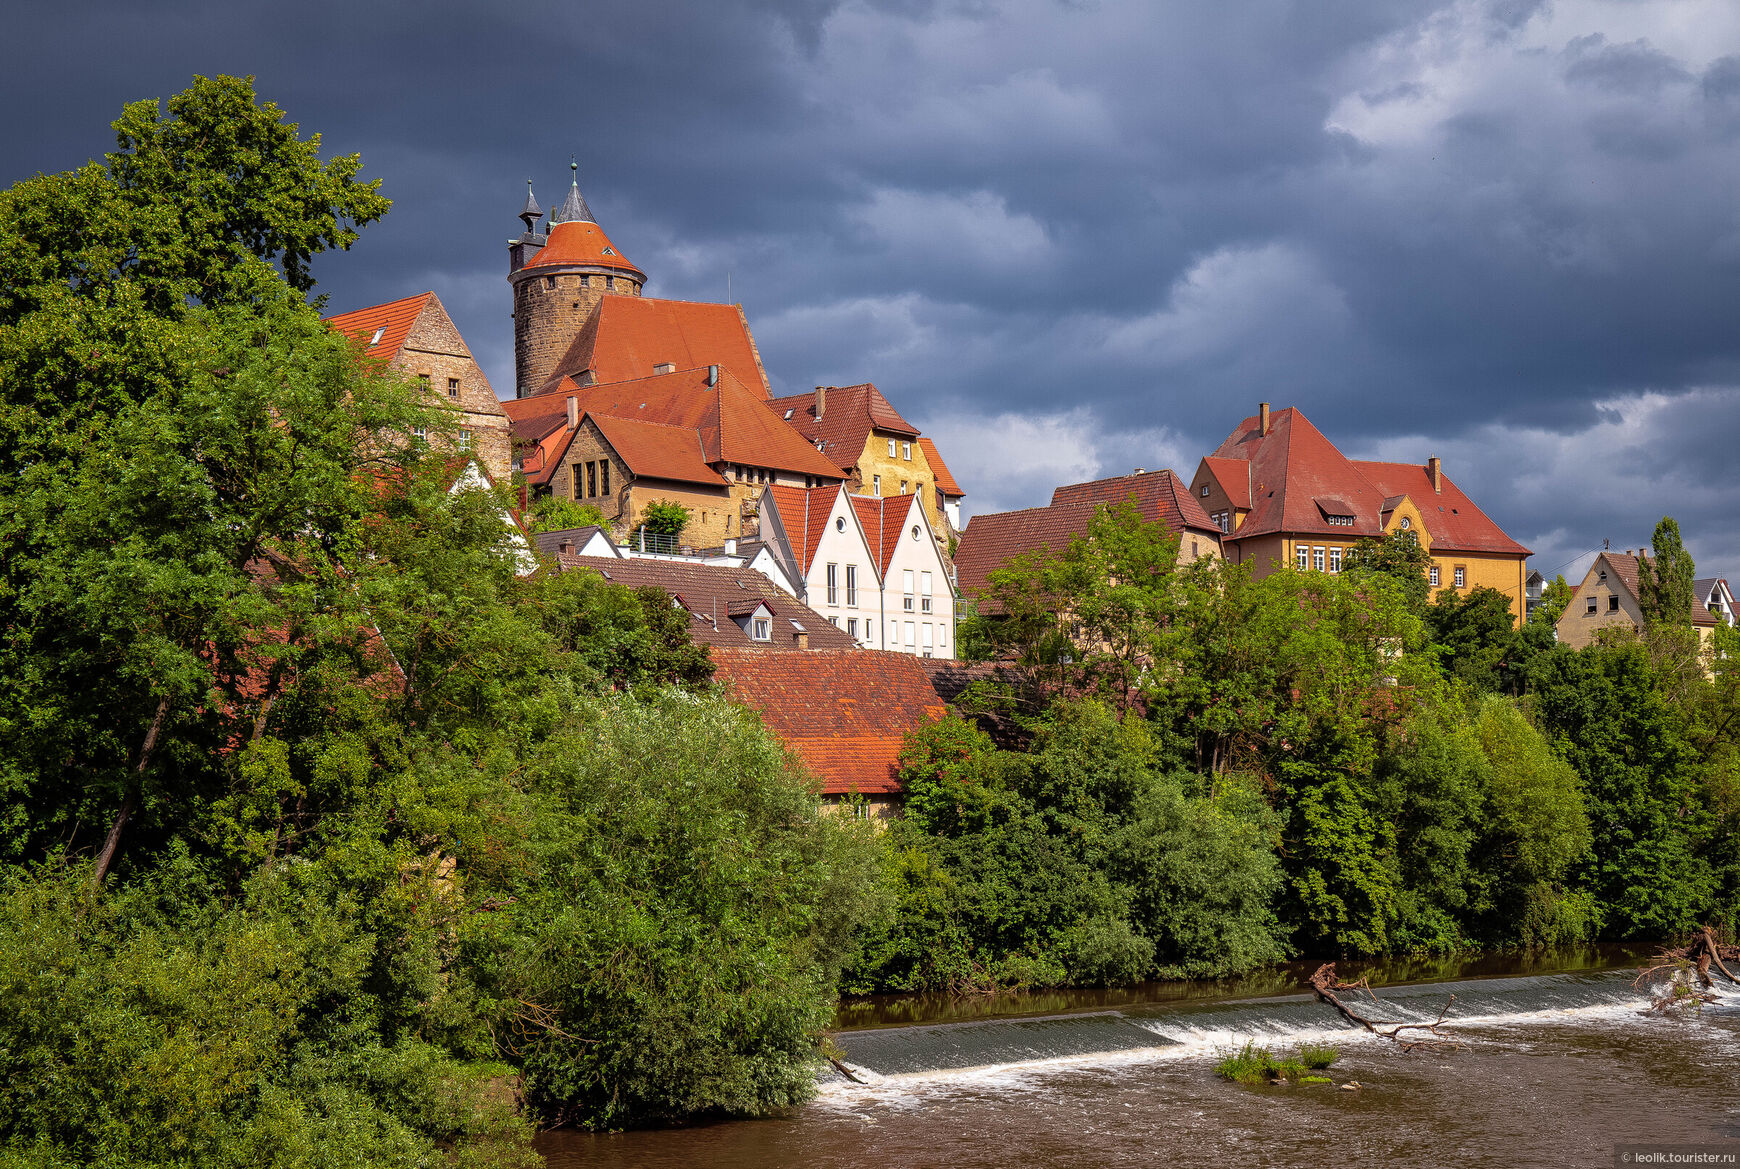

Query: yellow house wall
[1428,554,1528,624]
[1556,565,1645,649]
[852,431,945,531]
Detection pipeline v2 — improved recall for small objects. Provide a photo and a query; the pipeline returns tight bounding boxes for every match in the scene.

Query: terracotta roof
[710,648,950,795]
[769,383,920,472]
[1200,456,1251,509]
[534,296,771,398]
[518,218,646,282]
[559,556,858,651]
[850,493,919,577]
[323,292,434,360]
[953,499,1101,602]
[764,484,841,574]
[1050,468,1221,535]
[1603,551,1644,598]
[1355,461,1531,556]
[590,413,724,486]
[503,366,843,487]
[916,437,965,498]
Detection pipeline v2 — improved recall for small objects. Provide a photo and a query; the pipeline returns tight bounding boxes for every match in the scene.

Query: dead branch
[1632,926,1739,1014]
[1309,963,1462,1053]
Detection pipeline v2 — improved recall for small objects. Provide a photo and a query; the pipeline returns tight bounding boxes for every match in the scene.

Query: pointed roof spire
[518,179,543,233]
[552,156,595,225]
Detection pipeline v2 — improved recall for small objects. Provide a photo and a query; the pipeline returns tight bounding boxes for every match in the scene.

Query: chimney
[1428,456,1441,493]
[558,538,574,555]
[1259,402,1270,437]
[565,395,578,429]
[795,630,809,650]
[814,385,827,420]
[706,364,719,387]
[653,361,675,375]
[1132,467,1146,476]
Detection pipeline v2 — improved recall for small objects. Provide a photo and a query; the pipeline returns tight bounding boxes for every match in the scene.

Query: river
[537,947,1740,1168]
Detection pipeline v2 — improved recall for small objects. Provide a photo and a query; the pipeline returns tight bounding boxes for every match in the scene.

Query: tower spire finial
[552,155,595,225]
[518,178,544,234]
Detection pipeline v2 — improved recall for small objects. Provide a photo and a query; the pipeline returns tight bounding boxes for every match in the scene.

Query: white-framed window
[1313,546,1325,572]
[826,563,838,605]
[1329,547,1342,573]
[458,428,472,449]
[904,621,916,647]
[1453,566,1466,589]
[827,616,838,626]
[1587,596,1598,614]
[903,569,915,611]
[1201,484,1210,497]
[939,623,948,647]
[902,441,912,460]
[1430,565,1441,587]
[888,437,897,457]
[845,565,857,606]
[922,624,933,649]
[412,425,427,440]
[920,571,932,612]
[1296,545,1309,571]
[873,475,881,495]
[752,618,770,641]
[847,618,858,637]
[889,620,899,644]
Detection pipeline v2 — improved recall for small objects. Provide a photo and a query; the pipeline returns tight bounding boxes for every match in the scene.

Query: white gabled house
[852,491,955,659]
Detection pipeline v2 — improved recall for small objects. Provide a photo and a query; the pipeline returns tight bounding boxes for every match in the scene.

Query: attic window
[1398,517,1410,530]
[369,326,386,345]
[836,517,846,532]
[601,247,615,256]
[752,618,770,641]
[785,408,794,419]
[910,524,920,540]
[1200,485,1210,497]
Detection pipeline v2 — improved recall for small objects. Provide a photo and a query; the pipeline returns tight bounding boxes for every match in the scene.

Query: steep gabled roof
[1354,461,1531,556]
[1050,468,1221,535]
[1199,456,1252,509]
[589,414,723,486]
[764,484,843,575]
[769,383,921,471]
[850,493,922,577]
[323,291,435,360]
[534,296,771,398]
[560,556,857,651]
[710,648,950,795]
[1208,408,1390,542]
[953,499,1102,601]
[916,437,965,498]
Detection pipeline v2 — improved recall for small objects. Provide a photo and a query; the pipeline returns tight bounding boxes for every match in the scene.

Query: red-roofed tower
[508,160,647,398]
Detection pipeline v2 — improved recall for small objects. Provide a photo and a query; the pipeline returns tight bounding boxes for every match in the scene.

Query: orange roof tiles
[953,500,1102,602]
[710,648,951,795]
[323,292,434,360]
[916,437,965,498]
[850,493,917,576]
[537,296,772,398]
[770,383,920,472]
[1050,468,1221,536]
[519,219,646,281]
[589,414,723,486]
[1354,460,1531,557]
[765,484,840,573]
[1200,456,1252,509]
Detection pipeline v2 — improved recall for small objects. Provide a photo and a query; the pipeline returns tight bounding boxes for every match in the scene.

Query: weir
[831,970,1655,1079]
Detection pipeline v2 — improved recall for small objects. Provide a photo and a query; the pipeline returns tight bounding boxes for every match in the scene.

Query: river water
[538,948,1740,1168]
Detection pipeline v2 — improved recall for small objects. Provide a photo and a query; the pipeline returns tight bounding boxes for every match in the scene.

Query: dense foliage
[0,79,882,1163]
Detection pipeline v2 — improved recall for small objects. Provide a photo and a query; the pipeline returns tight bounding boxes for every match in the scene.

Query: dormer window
[752,618,770,641]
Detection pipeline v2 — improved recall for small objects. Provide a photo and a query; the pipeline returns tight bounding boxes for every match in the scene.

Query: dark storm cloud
[4,0,1738,577]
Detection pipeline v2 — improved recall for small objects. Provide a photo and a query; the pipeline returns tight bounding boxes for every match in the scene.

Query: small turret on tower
[507,156,648,398]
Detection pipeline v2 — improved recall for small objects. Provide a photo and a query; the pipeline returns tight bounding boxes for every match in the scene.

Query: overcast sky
[6,0,1738,583]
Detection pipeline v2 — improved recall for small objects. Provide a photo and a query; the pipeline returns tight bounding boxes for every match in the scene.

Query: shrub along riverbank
[2,78,1737,1166]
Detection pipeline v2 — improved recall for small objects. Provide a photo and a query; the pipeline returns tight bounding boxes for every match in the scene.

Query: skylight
[369,326,386,345]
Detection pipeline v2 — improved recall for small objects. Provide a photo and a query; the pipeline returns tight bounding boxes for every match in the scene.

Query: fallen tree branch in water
[1633,926,1739,1014]
[1309,963,1461,1053]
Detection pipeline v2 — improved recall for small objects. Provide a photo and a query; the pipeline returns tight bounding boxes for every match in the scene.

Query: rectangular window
[1454,566,1466,589]
[939,623,947,648]
[1313,546,1325,572]
[1296,545,1309,571]
[1609,595,1620,613]
[888,438,897,457]
[827,616,838,626]
[826,563,838,605]
[600,461,609,495]
[1430,565,1441,588]
[921,571,932,594]
[458,428,472,449]
[845,565,857,606]
[412,425,427,440]
[904,621,916,647]
[847,618,858,637]
[587,461,598,498]
[752,618,769,641]
[1329,547,1342,573]
[903,569,915,611]
[889,620,898,644]
[873,475,881,495]
[903,442,912,460]
[417,374,431,392]
[572,465,584,500]
[900,480,908,494]
[922,624,933,649]
[1587,596,1598,614]
[447,377,460,399]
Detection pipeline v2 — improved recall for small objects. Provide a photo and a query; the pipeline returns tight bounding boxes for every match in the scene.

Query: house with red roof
[710,647,952,815]
[322,291,511,481]
[756,483,957,658]
[769,383,965,537]
[954,468,1223,605]
[1558,549,1721,654]
[502,364,843,549]
[1191,402,1532,622]
[506,165,772,400]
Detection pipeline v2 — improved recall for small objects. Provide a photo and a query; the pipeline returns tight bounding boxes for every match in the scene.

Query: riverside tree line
[1,80,1734,1165]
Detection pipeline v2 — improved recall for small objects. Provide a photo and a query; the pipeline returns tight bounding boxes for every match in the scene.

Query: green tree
[1532,574,1574,626]
[1342,529,1432,614]
[1638,516,1696,627]
[529,495,609,534]
[639,498,691,536]
[1428,584,1517,693]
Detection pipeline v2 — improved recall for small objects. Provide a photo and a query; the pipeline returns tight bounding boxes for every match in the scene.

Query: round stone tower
[507,160,647,398]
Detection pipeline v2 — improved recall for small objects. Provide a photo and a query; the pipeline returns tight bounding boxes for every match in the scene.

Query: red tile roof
[710,648,950,795]
[323,292,434,360]
[769,383,920,473]
[916,437,964,498]
[1586,551,1716,626]
[589,414,723,486]
[535,296,771,398]
[519,219,646,282]
[1206,408,1392,543]
[953,500,1101,602]
[560,556,858,651]
[850,493,919,577]
[1050,468,1222,536]
[764,484,840,574]
[1353,460,1531,557]
[1200,456,1252,509]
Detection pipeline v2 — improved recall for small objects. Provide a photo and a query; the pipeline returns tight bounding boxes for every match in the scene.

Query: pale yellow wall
[854,431,945,531]
[1556,561,1644,649]
[1428,554,1527,623]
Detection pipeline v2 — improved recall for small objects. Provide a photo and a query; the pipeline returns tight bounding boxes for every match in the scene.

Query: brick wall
[400,303,512,482]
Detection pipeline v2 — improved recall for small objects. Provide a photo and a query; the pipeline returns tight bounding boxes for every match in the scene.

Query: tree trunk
[91,695,171,894]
